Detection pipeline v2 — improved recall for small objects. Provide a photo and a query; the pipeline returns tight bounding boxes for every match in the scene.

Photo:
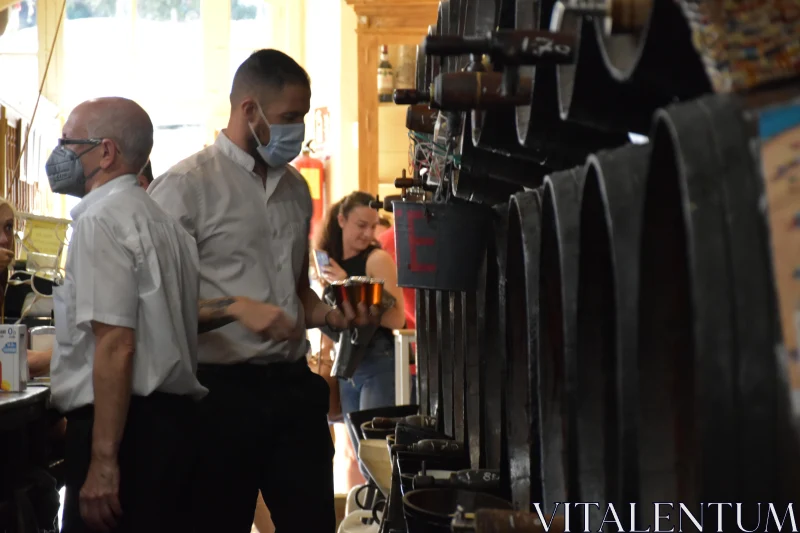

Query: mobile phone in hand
[313,249,331,271]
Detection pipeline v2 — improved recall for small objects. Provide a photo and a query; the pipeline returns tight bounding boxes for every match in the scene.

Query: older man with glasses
[45,96,208,533]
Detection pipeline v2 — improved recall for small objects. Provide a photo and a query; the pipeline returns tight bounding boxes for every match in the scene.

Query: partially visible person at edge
[376,224,416,330]
[0,198,54,376]
[373,215,391,242]
[376,222,418,404]
[316,192,406,418]
[148,49,375,533]
[137,159,154,190]
[45,97,209,533]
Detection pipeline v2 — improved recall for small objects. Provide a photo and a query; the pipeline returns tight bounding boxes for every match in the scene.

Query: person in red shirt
[377,226,416,329]
[377,225,418,403]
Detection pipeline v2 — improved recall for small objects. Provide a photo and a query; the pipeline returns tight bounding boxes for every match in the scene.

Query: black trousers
[61,392,197,533]
[191,359,336,533]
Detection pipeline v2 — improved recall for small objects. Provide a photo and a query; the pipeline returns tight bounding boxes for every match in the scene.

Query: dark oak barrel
[468,0,552,169]
[484,204,511,475]
[451,291,467,443]
[415,43,429,93]
[437,290,455,437]
[467,254,489,469]
[505,188,544,511]
[452,166,525,204]
[537,167,585,511]
[574,143,649,531]
[634,96,739,532]
[515,0,628,168]
[556,16,651,133]
[457,112,544,196]
[416,289,430,416]
[440,1,453,75]
[451,0,553,193]
[427,289,442,427]
[594,0,710,127]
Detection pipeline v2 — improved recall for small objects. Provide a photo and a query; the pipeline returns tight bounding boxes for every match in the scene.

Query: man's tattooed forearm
[197,297,237,333]
[199,297,237,318]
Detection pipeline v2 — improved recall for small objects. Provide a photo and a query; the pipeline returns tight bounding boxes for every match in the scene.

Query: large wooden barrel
[467,0,553,170]
[426,289,442,426]
[416,289,430,416]
[634,96,739,531]
[556,16,651,133]
[505,188,543,511]
[595,0,710,117]
[515,0,628,168]
[451,291,466,443]
[466,254,488,469]
[483,204,511,476]
[452,165,525,205]
[437,290,455,437]
[537,167,585,511]
[574,143,649,531]
[634,94,800,529]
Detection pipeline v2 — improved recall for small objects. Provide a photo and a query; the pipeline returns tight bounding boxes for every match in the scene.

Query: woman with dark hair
[315,191,406,416]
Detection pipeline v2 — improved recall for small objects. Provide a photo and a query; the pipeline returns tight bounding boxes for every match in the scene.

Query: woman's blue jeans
[339,335,396,416]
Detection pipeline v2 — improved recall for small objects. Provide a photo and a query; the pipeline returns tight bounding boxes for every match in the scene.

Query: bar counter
[0,384,62,531]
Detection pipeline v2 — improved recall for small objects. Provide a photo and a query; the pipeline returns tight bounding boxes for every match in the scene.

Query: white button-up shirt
[148,132,312,365]
[50,174,208,413]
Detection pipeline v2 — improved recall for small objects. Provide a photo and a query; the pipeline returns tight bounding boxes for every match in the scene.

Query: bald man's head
[64,97,154,175]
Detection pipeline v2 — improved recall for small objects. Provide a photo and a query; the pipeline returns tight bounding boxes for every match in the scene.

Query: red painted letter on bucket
[406,209,435,273]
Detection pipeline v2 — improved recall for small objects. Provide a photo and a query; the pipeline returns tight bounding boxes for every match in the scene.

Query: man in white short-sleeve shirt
[46,97,207,533]
[148,49,375,533]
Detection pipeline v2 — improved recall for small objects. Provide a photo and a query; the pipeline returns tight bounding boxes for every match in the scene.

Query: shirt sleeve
[71,217,138,331]
[148,172,199,239]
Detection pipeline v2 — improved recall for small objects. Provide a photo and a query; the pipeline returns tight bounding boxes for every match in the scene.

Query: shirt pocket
[53,281,75,346]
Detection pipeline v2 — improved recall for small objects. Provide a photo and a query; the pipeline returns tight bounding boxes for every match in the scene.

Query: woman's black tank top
[339,246,394,344]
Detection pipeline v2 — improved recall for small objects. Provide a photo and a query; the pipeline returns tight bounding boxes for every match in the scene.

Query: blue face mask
[249,103,305,168]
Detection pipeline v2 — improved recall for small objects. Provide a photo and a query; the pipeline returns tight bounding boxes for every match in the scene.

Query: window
[0,2,39,99]
[229,0,272,80]
[63,0,135,111]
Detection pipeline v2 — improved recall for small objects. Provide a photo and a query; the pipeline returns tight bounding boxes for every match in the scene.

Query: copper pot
[362,277,385,307]
[331,277,385,308]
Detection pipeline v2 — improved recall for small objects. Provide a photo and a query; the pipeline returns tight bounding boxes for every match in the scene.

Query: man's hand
[229,297,304,341]
[326,301,380,330]
[80,455,122,532]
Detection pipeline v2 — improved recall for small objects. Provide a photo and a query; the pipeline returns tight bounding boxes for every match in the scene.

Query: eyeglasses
[57,137,122,158]
[57,137,103,147]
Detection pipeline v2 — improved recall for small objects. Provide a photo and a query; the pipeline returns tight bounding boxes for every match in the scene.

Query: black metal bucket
[393,201,492,291]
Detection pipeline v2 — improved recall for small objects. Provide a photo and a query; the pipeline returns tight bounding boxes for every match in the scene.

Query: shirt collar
[71,174,138,221]
[214,130,288,182]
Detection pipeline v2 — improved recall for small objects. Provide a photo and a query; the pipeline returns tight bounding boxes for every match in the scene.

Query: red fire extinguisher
[292,140,326,240]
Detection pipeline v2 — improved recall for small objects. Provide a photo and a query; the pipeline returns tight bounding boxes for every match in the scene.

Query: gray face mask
[45,141,102,198]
